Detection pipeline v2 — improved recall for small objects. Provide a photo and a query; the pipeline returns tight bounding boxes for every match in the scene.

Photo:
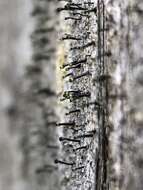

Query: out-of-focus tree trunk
[0,0,60,190]
[0,1,32,189]
[107,0,143,190]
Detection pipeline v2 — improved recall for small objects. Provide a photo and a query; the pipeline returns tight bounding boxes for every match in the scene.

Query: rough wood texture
[58,1,108,189]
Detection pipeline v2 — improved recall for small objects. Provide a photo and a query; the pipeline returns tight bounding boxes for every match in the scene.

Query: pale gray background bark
[0,0,60,190]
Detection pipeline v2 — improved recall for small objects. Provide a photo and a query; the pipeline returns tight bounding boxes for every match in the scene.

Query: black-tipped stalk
[61,36,82,41]
[57,5,87,12]
[84,7,97,13]
[65,63,82,71]
[72,92,91,99]
[63,4,97,13]
[59,137,80,143]
[60,97,69,102]
[54,159,75,166]
[63,90,82,98]
[63,91,91,100]
[65,109,81,115]
[74,133,95,139]
[60,63,69,69]
[62,58,87,69]
[70,58,87,65]
[56,122,75,126]
[73,145,88,151]
[68,3,82,7]
[72,166,85,171]
[65,90,79,93]
[63,72,73,79]
[72,71,91,81]
[84,2,94,5]
[65,17,81,21]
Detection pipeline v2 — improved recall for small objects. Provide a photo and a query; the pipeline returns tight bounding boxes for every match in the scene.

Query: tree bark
[0,0,60,190]
[1,0,143,190]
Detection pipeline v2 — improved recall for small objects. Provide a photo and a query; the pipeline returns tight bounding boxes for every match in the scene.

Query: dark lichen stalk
[54,159,75,166]
[72,92,91,99]
[65,109,81,115]
[65,17,81,21]
[57,6,87,12]
[84,7,97,14]
[63,90,81,94]
[62,90,82,98]
[62,58,87,69]
[63,72,73,79]
[65,63,82,70]
[59,137,80,143]
[56,122,75,126]
[70,58,87,65]
[74,133,95,139]
[72,166,85,171]
[61,36,82,41]
[73,145,89,151]
[72,71,91,81]
[67,3,82,7]
[84,2,94,5]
